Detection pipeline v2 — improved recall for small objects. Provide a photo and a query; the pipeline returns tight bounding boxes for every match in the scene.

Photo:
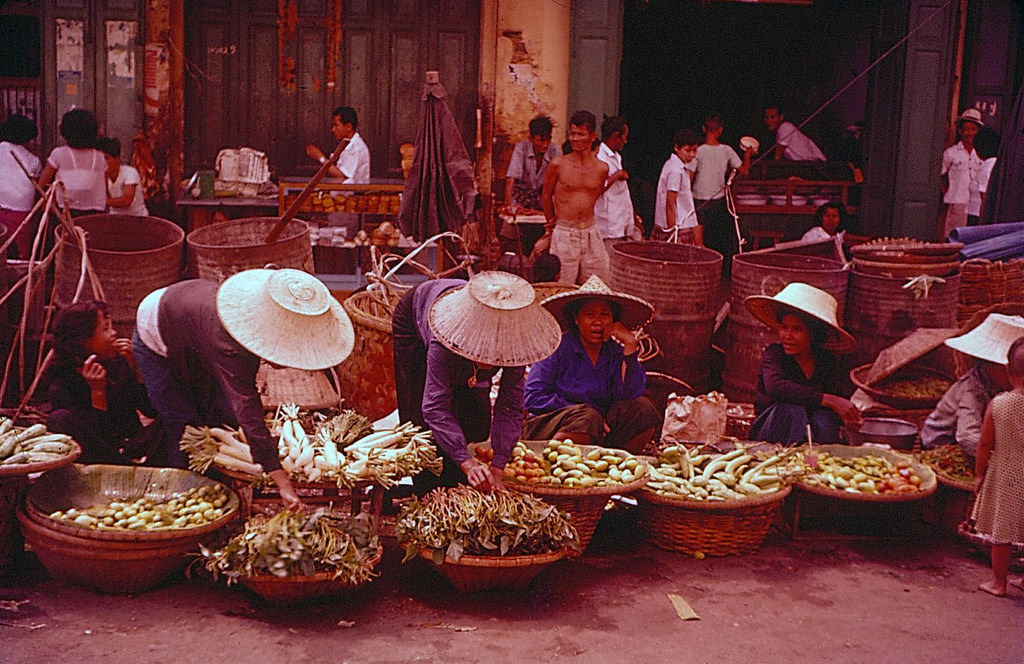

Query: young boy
[96,136,149,217]
[654,128,702,245]
[532,110,610,285]
[694,114,750,265]
[504,115,559,212]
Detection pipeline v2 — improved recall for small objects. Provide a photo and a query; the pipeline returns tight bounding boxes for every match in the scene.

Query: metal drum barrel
[55,215,184,337]
[186,217,313,282]
[609,241,722,391]
[845,269,961,370]
[723,253,849,403]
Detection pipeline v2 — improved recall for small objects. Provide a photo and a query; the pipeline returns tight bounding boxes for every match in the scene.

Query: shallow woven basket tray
[503,441,648,551]
[26,464,239,542]
[418,547,566,593]
[238,545,383,604]
[849,364,953,410]
[796,444,937,502]
[637,484,790,556]
[930,469,974,492]
[0,439,81,477]
[957,522,1024,556]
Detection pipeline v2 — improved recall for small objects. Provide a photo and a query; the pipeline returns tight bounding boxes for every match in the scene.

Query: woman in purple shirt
[392,272,560,493]
[745,283,861,444]
[523,276,659,453]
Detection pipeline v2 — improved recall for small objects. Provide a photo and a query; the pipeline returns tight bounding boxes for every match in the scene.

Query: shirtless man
[532,110,610,285]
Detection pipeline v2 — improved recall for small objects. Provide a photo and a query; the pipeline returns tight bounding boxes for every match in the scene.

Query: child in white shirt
[654,128,702,245]
[97,136,149,217]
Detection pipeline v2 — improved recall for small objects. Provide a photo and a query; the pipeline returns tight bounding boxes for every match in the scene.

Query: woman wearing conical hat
[392,271,561,493]
[745,283,861,444]
[522,275,661,453]
[922,313,1024,458]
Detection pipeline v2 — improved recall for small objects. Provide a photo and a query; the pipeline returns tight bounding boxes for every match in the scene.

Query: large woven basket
[796,444,937,503]
[637,485,790,556]
[335,289,400,421]
[956,258,1024,326]
[506,441,648,552]
[532,281,577,304]
[418,547,566,593]
[849,364,953,410]
[238,545,382,604]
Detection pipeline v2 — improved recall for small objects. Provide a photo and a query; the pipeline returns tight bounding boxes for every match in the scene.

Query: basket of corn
[790,444,937,502]
[201,508,381,604]
[637,444,792,556]
[475,440,647,552]
[19,464,239,594]
[396,486,578,593]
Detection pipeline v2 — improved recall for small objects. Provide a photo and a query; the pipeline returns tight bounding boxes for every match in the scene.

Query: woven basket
[849,364,953,410]
[796,445,937,502]
[531,281,577,304]
[506,441,648,552]
[0,439,81,477]
[255,363,339,411]
[418,547,566,593]
[637,485,790,556]
[238,545,382,604]
[335,289,400,421]
[957,521,1024,557]
[956,258,1024,326]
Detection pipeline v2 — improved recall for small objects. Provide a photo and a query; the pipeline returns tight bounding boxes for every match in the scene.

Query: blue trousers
[748,402,844,444]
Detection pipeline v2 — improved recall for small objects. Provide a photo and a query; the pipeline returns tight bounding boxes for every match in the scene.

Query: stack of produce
[919,445,974,485]
[47,484,231,531]
[477,440,643,488]
[395,486,579,563]
[0,421,78,468]
[793,448,927,495]
[644,446,788,501]
[182,403,441,489]
[201,509,379,585]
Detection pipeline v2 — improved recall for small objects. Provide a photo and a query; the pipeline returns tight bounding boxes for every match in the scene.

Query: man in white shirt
[763,104,826,162]
[305,106,371,184]
[940,108,984,237]
[594,116,641,256]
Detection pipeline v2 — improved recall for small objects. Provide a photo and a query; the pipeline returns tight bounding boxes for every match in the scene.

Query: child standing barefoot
[972,335,1024,597]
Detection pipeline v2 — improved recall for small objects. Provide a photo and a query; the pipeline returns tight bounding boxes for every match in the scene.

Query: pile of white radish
[182,404,442,489]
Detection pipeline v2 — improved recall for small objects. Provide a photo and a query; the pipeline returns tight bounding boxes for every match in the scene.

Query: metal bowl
[846,417,918,450]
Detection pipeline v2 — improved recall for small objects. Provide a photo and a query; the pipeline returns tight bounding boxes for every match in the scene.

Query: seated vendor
[47,301,160,465]
[745,282,861,444]
[522,275,660,454]
[132,268,354,510]
[392,271,561,493]
[922,313,1024,458]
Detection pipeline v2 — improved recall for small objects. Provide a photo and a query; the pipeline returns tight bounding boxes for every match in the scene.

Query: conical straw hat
[428,271,561,366]
[217,268,354,370]
[944,313,1024,365]
[540,275,655,330]
[744,282,856,353]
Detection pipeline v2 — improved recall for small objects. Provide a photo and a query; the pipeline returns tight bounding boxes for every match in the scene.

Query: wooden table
[175,193,279,233]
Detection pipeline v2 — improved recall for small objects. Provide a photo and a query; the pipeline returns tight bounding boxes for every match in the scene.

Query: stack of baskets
[19,464,238,594]
[850,238,963,278]
[956,258,1024,326]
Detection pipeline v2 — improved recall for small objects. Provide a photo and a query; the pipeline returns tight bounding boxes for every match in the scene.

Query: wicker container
[0,477,26,573]
[724,253,848,403]
[638,485,790,556]
[54,215,184,337]
[849,364,953,410]
[531,281,577,304]
[255,363,339,411]
[610,241,722,391]
[956,258,1024,326]
[506,441,648,552]
[238,546,382,604]
[796,444,937,502]
[418,547,566,593]
[845,269,960,371]
[186,217,313,282]
[335,290,400,420]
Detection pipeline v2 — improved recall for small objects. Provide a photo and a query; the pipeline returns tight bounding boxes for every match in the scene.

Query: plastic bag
[662,391,728,443]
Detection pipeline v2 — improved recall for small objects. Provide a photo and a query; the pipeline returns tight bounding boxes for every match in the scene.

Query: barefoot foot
[979,581,1007,597]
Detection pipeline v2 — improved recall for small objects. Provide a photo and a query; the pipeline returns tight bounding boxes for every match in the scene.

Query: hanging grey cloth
[397,80,477,241]
[981,84,1024,224]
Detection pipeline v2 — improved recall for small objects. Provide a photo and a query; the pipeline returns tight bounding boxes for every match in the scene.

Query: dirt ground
[2,503,1022,664]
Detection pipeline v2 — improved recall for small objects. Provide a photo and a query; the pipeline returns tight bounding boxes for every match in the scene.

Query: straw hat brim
[944,314,1024,365]
[744,295,857,353]
[428,285,561,366]
[541,289,654,331]
[217,270,354,370]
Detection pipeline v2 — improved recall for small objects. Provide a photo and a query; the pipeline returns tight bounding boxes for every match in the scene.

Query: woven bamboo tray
[849,364,953,410]
[238,545,383,604]
[504,441,648,552]
[0,439,81,476]
[796,445,936,502]
[26,464,239,542]
[418,547,566,593]
[637,485,790,556]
